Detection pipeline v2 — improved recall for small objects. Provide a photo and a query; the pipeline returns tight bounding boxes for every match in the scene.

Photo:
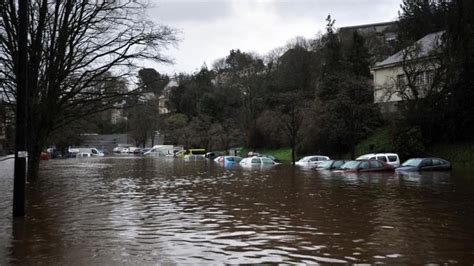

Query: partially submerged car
[215,156,243,166]
[239,156,278,167]
[315,160,347,170]
[295,155,330,167]
[396,158,452,172]
[338,159,394,173]
[356,153,400,167]
[260,154,280,163]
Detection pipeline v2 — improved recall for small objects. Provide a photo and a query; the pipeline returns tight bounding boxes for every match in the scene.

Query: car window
[251,158,260,164]
[388,156,398,162]
[421,159,433,167]
[318,157,328,161]
[92,149,98,154]
[310,157,318,161]
[370,160,384,168]
[376,156,387,162]
[261,158,274,164]
[402,158,422,167]
[369,157,376,160]
[227,157,235,162]
[359,161,369,169]
[432,159,446,166]
[333,161,345,168]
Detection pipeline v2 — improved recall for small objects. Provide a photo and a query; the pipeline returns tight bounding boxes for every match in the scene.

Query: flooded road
[1,157,474,264]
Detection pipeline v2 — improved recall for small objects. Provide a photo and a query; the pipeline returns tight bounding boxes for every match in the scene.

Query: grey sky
[145,0,402,75]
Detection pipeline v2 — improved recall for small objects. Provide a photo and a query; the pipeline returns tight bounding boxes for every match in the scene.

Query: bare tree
[0,0,178,179]
[378,33,447,105]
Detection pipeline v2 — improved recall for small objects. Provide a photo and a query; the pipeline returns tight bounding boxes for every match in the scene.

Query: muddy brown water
[1,157,474,264]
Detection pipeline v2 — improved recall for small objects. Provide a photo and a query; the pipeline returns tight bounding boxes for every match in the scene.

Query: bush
[392,125,425,160]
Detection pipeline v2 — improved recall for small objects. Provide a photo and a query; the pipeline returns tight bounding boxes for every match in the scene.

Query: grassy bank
[427,142,474,169]
[354,127,394,156]
[354,126,474,168]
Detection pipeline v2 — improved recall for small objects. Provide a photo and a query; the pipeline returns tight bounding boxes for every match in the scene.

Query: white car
[239,156,277,167]
[295,155,330,167]
[113,146,129,153]
[356,153,400,167]
[68,147,104,157]
[127,147,141,153]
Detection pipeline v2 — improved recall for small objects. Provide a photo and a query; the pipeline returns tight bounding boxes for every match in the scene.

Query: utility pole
[13,0,29,217]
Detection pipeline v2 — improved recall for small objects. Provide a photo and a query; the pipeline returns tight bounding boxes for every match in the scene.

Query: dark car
[396,157,452,172]
[315,160,347,170]
[339,159,394,173]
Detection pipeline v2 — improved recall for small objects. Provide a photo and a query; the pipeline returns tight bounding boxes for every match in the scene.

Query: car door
[369,160,386,172]
[432,159,448,170]
[358,161,370,172]
[419,159,434,171]
[251,158,261,165]
[309,157,318,165]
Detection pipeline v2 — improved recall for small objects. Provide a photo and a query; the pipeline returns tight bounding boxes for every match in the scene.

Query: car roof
[359,153,398,157]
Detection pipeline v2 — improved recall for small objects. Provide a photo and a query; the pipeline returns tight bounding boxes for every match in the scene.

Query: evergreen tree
[318,15,345,101]
[347,32,371,78]
[397,0,449,47]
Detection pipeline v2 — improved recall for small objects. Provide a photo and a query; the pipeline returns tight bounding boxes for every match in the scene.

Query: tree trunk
[350,145,356,159]
[291,142,296,166]
[27,140,42,181]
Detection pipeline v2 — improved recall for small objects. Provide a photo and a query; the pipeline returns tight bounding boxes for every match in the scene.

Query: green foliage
[354,127,394,156]
[397,0,450,48]
[240,147,293,162]
[392,125,426,160]
[347,31,372,78]
[428,142,474,168]
[138,68,169,95]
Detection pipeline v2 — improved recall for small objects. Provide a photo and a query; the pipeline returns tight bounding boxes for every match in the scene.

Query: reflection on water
[1,157,474,264]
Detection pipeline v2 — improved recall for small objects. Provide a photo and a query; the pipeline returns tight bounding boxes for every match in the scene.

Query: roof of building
[373,31,445,70]
[339,21,396,31]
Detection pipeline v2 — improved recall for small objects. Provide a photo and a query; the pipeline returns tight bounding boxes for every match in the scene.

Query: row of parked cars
[211,152,452,172]
[298,153,452,172]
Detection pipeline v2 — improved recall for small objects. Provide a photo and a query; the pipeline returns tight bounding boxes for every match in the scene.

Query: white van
[144,145,182,157]
[68,147,104,157]
[356,153,400,167]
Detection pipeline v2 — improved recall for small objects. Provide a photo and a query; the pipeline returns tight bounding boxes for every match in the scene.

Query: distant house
[339,21,398,63]
[158,79,178,114]
[371,31,444,113]
[339,21,398,44]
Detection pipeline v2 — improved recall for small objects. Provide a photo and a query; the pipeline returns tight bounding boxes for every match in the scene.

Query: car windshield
[402,159,423,167]
[318,160,333,168]
[341,161,360,169]
[333,160,345,168]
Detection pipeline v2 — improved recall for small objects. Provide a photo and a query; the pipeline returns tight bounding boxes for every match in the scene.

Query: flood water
[1,156,474,264]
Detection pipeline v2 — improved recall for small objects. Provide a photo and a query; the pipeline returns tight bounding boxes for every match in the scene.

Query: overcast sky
[145,0,402,75]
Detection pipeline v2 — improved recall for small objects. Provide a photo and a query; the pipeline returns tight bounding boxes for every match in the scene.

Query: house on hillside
[339,21,398,63]
[339,21,398,44]
[371,31,445,114]
[158,79,178,114]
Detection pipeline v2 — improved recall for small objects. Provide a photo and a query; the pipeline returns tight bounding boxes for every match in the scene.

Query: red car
[339,159,394,173]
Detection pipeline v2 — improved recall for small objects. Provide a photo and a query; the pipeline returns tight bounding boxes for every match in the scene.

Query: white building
[371,31,444,113]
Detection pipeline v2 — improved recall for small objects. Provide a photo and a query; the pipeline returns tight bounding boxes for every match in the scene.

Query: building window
[415,72,425,86]
[397,74,407,87]
[426,70,435,85]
